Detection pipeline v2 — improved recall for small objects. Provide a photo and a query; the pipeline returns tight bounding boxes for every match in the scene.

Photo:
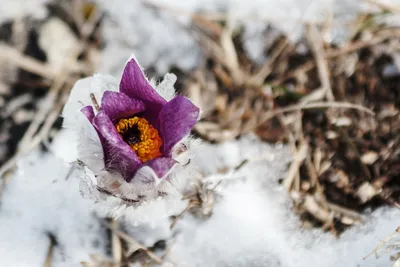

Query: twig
[325,32,399,58]
[293,111,304,191]
[249,39,290,86]
[213,65,233,88]
[272,29,400,86]
[0,86,70,180]
[33,87,70,143]
[90,93,100,111]
[3,94,32,117]
[363,0,400,13]
[192,14,224,37]
[326,202,363,222]
[303,194,333,224]
[43,234,57,267]
[64,161,77,180]
[170,200,200,229]
[275,112,302,189]
[111,219,122,266]
[103,221,163,264]
[0,18,89,180]
[18,72,68,152]
[0,44,57,80]
[271,61,315,86]
[220,19,243,86]
[282,142,308,190]
[306,24,334,101]
[260,101,375,125]
[195,29,227,66]
[363,227,400,259]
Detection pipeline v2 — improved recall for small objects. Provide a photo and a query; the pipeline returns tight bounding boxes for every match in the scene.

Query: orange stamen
[115,117,162,162]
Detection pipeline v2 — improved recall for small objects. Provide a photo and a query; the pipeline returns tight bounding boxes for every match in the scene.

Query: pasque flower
[80,58,199,183]
[62,56,201,220]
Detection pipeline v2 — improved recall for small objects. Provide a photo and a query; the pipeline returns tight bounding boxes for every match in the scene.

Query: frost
[154,73,177,101]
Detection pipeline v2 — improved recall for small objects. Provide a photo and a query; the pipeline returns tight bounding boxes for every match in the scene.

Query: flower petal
[138,157,177,183]
[120,58,166,111]
[159,96,199,155]
[81,105,95,122]
[147,157,177,178]
[100,91,145,122]
[92,111,142,182]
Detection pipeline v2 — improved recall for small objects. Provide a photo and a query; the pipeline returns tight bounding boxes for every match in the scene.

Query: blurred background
[0,0,399,266]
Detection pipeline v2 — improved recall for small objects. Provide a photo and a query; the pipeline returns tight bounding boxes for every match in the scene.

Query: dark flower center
[122,124,140,145]
[115,116,162,162]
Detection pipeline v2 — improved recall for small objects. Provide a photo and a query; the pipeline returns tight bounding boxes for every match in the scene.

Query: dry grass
[0,0,399,266]
[147,2,400,236]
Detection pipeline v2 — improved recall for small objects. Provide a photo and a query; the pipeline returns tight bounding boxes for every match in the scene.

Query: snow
[165,136,400,267]
[0,0,48,24]
[1,0,400,266]
[1,132,399,267]
[97,0,200,75]
[0,130,107,267]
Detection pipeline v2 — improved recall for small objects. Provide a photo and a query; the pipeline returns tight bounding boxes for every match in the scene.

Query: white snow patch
[0,130,106,267]
[0,0,48,24]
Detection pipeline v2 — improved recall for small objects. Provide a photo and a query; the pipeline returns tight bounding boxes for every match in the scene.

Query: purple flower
[81,58,199,182]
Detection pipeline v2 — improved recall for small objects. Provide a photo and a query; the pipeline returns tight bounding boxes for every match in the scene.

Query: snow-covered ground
[0,130,107,266]
[98,0,400,76]
[1,0,400,266]
[1,130,399,266]
[166,138,400,267]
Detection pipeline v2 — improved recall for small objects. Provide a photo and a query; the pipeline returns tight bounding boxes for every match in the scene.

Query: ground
[0,0,399,266]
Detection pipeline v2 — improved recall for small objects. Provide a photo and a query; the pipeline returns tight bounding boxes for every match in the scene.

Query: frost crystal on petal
[155,73,177,101]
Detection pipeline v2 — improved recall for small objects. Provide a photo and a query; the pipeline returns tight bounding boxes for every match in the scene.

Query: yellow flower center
[115,116,162,162]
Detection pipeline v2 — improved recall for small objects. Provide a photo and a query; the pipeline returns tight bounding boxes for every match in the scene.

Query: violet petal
[92,111,142,182]
[159,96,199,155]
[145,157,177,181]
[81,105,95,122]
[100,91,145,122]
[120,58,166,112]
